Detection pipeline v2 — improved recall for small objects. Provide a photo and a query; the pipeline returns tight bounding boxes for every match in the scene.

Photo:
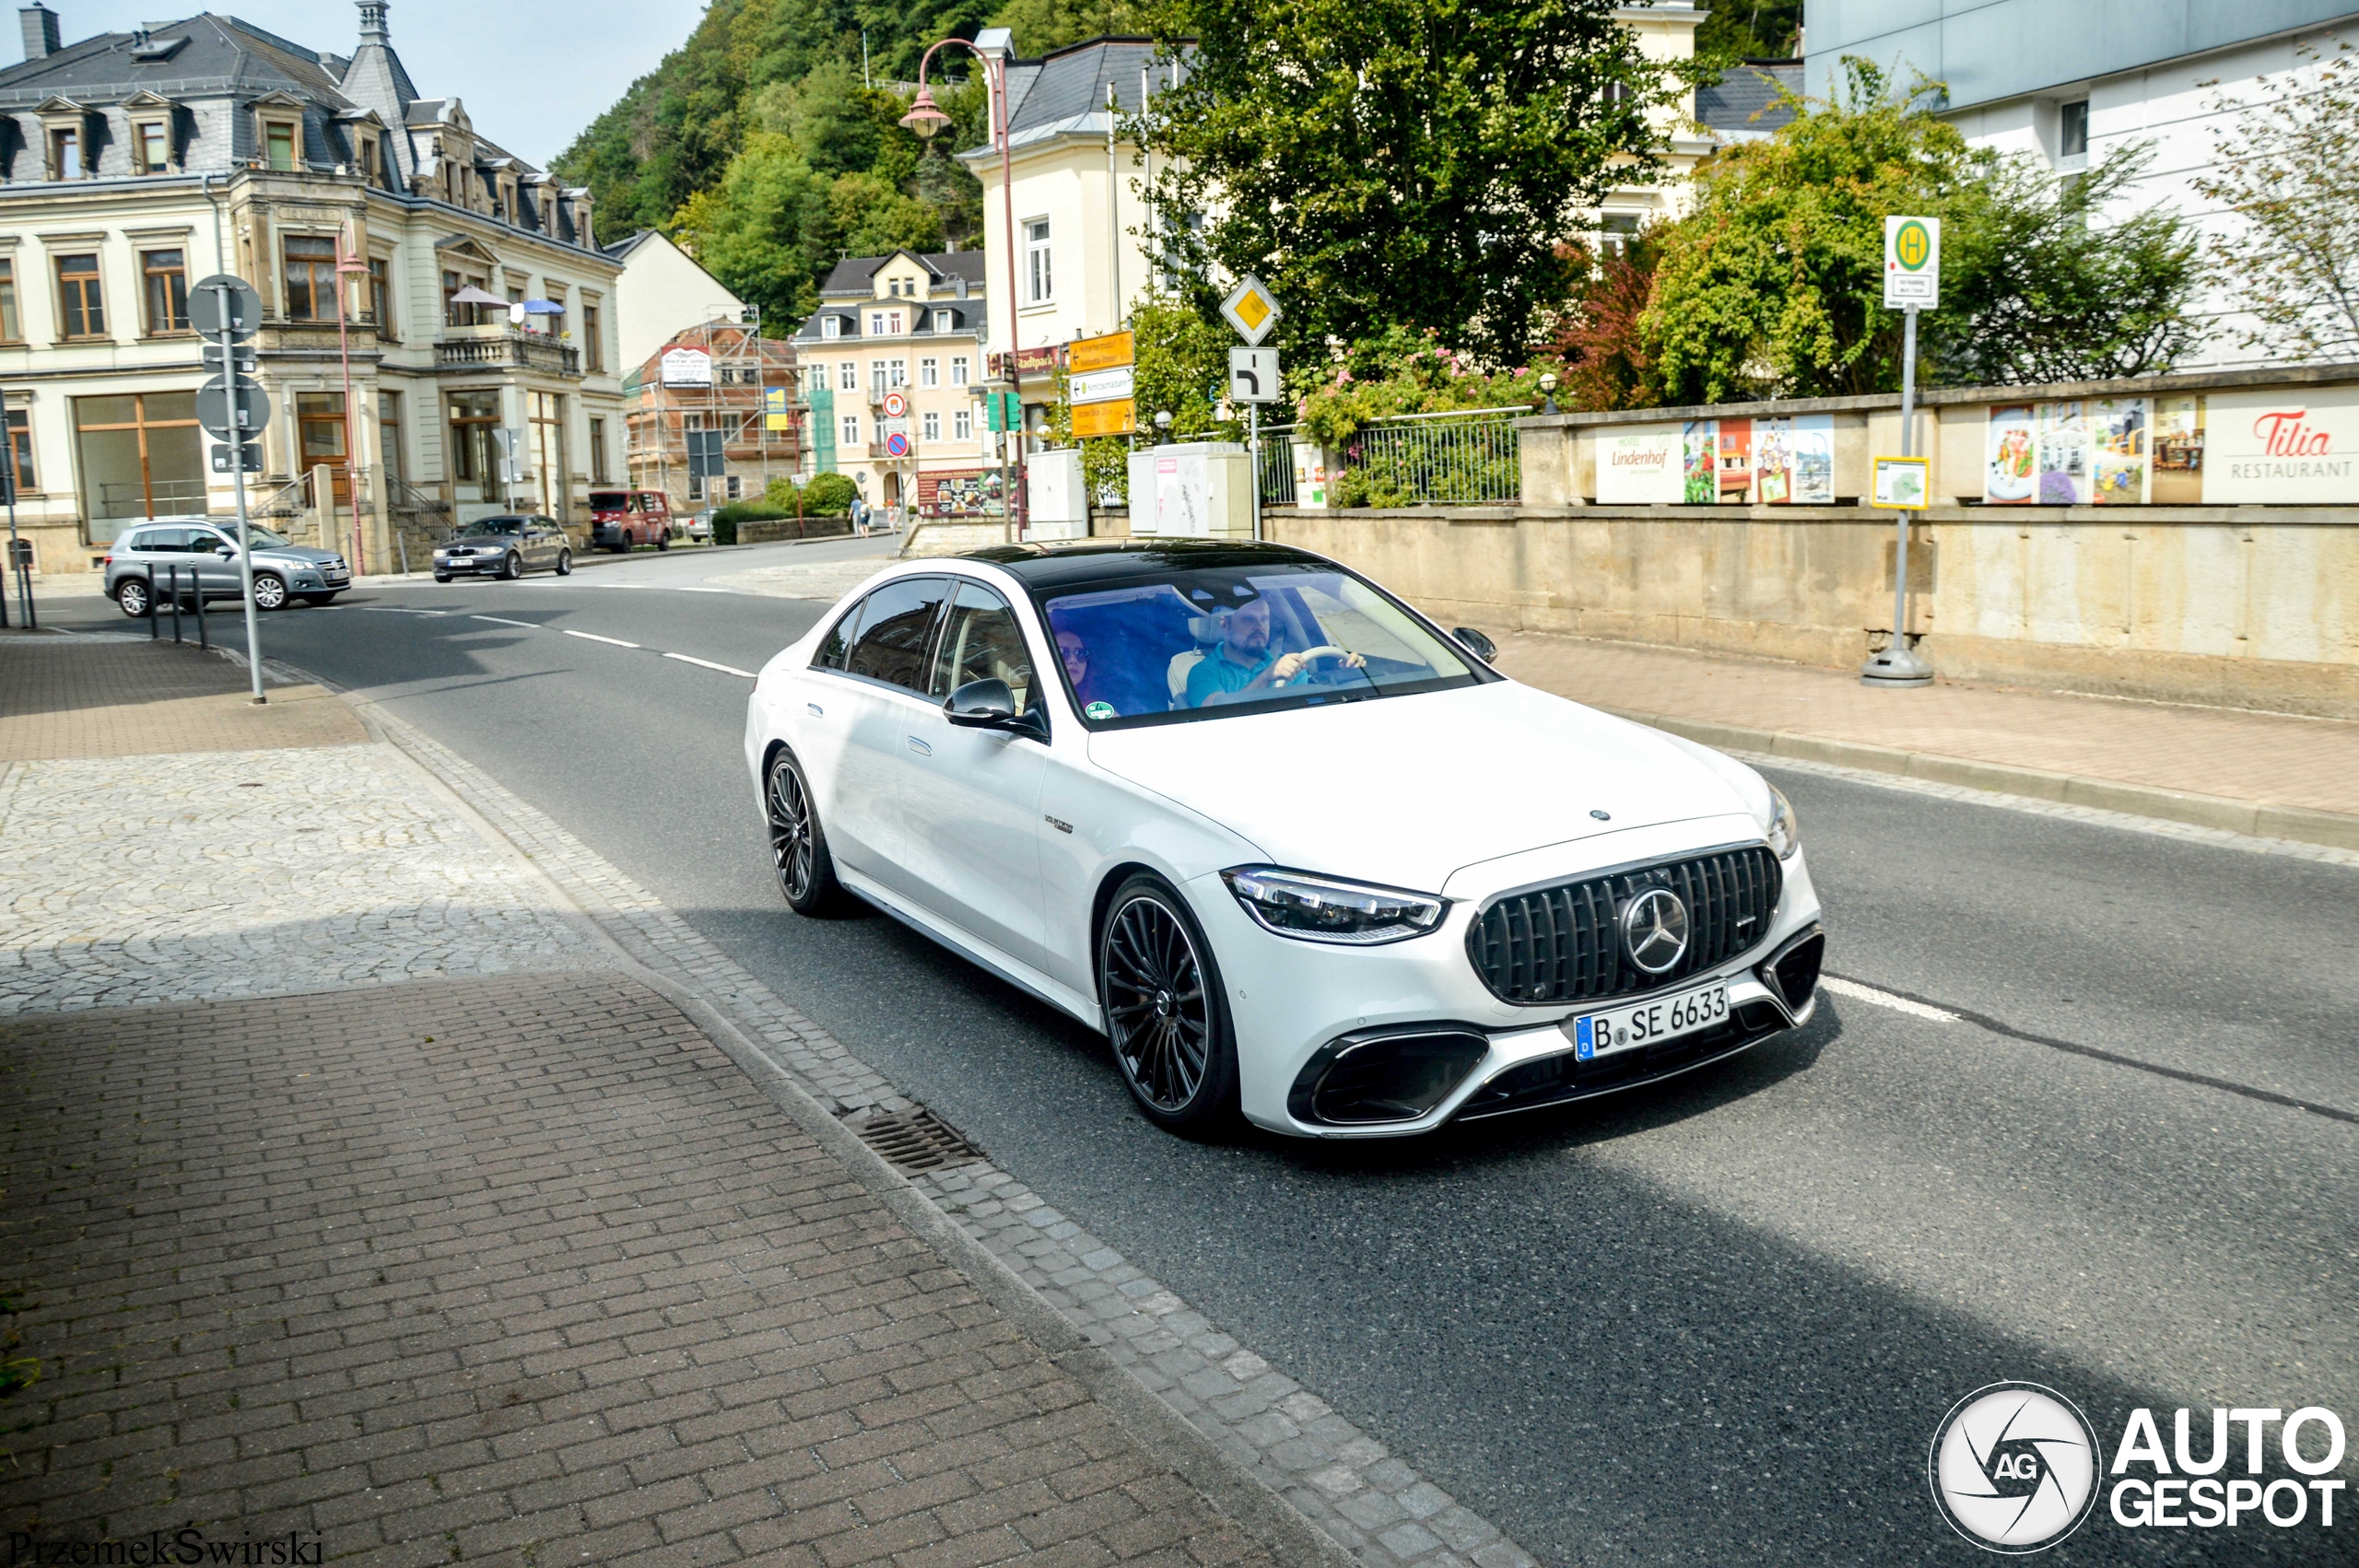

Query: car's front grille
[1465,845,1782,1006]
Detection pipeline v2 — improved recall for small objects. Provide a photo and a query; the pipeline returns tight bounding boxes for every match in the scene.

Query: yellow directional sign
[1221,275,1280,346]
[1069,330,1134,374]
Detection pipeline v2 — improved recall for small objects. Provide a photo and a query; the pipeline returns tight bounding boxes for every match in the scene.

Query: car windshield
[212,521,289,548]
[457,519,525,537]
[589,492,628,510]
[1040,560,1478,728]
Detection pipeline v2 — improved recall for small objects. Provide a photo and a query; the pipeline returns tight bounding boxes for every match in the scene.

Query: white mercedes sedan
[744,541,1825,1139]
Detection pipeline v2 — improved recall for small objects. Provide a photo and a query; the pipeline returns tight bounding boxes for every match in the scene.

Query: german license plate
[1567,981,1729,1062]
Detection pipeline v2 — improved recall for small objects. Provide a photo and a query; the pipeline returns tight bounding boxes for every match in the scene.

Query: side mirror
[945,677,1044,737]
[1452,626,1497,663]
[216,544,236,558]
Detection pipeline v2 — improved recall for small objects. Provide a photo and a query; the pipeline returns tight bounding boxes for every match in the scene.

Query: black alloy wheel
[765,749,845,915]
[1098,875,1239,1133]
[116,579,150,617]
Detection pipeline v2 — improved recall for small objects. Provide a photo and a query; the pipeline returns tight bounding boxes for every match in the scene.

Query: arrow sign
[1221,275,1281,347]
[195,377,272,439]
[189,274,263,340]
[1227,346,1281,404]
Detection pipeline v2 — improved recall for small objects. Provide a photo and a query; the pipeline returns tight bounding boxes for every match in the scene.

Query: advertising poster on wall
[2201,386,2359,505]
[1986,404,2036,504]
[1596,426,1685,504]
[1743,415,1836,504]
[918,469,1005,517]
[1683,420,1717,502]
[1715,418,1753,502]
[2036,401,2090,505]
[2090,398,2148,505]
[2153,395,2205,504]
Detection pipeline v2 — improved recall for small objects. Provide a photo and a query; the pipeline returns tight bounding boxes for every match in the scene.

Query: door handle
[906,736,933,756]
[806,702,824,718]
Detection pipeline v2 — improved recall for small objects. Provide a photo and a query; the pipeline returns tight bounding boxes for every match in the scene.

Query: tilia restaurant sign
[2203,387,2356,504]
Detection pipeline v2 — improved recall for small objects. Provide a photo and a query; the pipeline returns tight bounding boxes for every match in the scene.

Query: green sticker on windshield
[1086,701,1117,720]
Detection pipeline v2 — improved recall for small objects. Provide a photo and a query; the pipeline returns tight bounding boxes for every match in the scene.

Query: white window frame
[953,409,973,440]
[870,359,887,395]
[1024,218,1052,304]
[920,357,939,388]
[951,355,969,387]
[922,410,941,441]
[889,358,907,388]
[839,361,857,392]
[840,413,859,445]
[820,315,840,339]
[934,309,953,333]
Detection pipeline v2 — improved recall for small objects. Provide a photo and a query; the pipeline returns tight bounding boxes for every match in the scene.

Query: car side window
[143,529,188,554]
[189,531,228,553]
[929,582,1037,716]
[815,596,865,670]
[842,577,950,692]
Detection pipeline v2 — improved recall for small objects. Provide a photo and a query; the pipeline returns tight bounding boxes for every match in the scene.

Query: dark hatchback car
[433,516,574,581]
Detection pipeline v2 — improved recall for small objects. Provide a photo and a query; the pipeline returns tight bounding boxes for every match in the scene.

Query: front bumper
[1200,835,1825,1139]
[434,554,503,574]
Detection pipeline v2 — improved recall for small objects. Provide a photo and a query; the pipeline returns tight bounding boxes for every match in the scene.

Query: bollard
[398,533,409,577]
[170,565,182,643]
[16,561,29,630]
[147,565,158,638]
[194,571,208,649]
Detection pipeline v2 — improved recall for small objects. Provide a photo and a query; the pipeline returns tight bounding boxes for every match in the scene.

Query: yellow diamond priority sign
[1221,275,1280,346]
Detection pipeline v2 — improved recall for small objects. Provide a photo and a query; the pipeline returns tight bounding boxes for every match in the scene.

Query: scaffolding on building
[624,310,804,514]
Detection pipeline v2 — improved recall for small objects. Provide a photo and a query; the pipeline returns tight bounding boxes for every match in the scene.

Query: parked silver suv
[105,517,350,615]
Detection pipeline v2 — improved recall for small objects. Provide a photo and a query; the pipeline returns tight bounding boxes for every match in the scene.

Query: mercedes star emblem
[1620,887,1691,975]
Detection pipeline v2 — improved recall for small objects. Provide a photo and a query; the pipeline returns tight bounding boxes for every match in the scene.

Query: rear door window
[842,577,950,692]
[138,529,188,553]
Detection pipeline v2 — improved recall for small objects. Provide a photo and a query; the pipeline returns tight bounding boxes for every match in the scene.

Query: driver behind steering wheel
[1185,593,1364,708]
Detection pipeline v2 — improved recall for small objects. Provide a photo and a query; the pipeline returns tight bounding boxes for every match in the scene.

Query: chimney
[356,0,389,46]
[20,2,60,61]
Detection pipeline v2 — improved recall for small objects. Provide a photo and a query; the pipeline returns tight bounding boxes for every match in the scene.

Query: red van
[589,490,673,552]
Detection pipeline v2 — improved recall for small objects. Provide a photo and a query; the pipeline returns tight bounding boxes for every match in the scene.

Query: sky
[34,0,704,166]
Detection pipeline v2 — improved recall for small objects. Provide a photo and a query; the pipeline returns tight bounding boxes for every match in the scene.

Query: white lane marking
[358,606,446,616]
[562,628,640,649]
[1819,975,1958,1023]
[468,614,536,628]
[663,651,757,678]
[673,585,735,593]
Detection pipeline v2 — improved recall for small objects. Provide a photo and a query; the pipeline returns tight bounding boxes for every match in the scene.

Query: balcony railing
[434,329,581,377]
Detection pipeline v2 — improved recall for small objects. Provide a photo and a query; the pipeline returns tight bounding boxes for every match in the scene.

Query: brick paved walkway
[0,972,1276,1568]
[0,637,362,760]
[1490,632,2359,820]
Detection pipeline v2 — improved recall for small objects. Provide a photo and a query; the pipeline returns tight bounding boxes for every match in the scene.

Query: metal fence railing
[1334,406,1522,506]
[1257,426,1297,508]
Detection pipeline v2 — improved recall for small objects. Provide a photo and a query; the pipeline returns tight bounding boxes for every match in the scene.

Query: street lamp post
[901,41,1023,533]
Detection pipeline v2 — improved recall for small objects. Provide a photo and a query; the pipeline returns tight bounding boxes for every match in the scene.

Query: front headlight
[1764,784,1801,860]
[1220,866,1448,945]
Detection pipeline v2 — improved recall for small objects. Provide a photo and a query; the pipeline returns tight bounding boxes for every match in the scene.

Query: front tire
[555,549,572,577]
[765,748,847,915]
[251,572,288,611]
[433,573,452,583]
[1098,875,1240,1135]
[499,552,522,580]
[116,578,151,617]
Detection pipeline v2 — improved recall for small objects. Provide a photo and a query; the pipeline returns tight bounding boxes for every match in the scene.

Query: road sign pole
[216,280,265,704]
[1862,304,1932,687]
[1249,402,1262,544]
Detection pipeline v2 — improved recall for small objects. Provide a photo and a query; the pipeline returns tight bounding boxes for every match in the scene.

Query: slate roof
[817,250,986,298]
[959,37,1185,160]
[1696,61,1803,135]
[795,249,989,343]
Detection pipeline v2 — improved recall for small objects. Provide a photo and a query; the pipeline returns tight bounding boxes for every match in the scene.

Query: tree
[1640,60,2201,403]
[2192,42,2359,361]
[1930,146,2202,384]
[1137,0,1709,365]
[1543,237,1659,411]
[675,134,835,325]
[1695,0,1801,61]
[987,0,1153,54]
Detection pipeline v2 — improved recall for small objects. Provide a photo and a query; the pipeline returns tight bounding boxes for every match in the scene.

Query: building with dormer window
[0,0,625,579]
[791,248,1003,521]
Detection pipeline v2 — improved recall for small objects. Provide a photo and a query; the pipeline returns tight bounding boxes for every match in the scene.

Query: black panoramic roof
[963,538,1328,591]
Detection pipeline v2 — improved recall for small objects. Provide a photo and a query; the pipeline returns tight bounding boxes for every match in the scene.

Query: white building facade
[0,0,625,578]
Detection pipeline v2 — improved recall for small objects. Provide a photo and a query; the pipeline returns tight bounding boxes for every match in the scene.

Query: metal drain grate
[846,1106,987,1173]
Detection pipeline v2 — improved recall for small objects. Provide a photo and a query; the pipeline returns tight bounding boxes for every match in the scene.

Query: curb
[1603,707,2359,854]
[332,687,1458,1568]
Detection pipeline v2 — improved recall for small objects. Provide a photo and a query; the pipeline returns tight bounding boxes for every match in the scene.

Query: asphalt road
[43,551,2359,1564]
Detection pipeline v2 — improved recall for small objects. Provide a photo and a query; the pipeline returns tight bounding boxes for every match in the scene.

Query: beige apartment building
[792,249,1004,521]
[0,0,625,579]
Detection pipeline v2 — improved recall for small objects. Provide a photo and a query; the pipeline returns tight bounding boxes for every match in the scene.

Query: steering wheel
[1277,645,1356,686]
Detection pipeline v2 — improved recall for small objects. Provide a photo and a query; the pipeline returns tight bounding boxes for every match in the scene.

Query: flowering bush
[1296,327,1543,445]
